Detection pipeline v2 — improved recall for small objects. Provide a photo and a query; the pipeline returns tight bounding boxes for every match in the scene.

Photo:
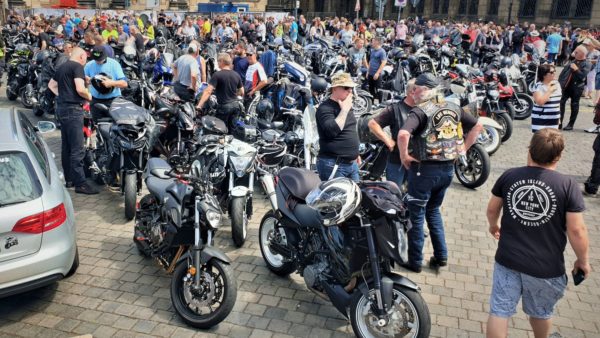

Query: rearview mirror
[36,121,56,133]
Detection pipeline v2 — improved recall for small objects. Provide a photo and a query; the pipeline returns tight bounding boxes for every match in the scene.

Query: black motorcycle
[6,43,33,105]
[259,167,431,338]
[93,98,156,220]
[134,155,236,328]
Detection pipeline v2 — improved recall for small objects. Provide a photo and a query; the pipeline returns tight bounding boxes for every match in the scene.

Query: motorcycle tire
[170,258,237,329]
[513,93,534,120]
[478,125,501,155]
[230,196,248,247]
[454,144,490,189]
[494,113,513,143]
[6,87,17,101]
[350,283,431,338]
[20,89,34,109]
[124,173,137,221]
[352,94,372,118]
[259,211,296,276]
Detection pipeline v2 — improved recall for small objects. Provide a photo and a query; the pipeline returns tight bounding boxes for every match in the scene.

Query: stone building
[7,0,268,12]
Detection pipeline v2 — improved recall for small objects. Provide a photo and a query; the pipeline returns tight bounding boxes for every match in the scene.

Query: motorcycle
[134,156,237,328]
[259,167,431,338]
[6,43,33,104]
[92,98,157,220]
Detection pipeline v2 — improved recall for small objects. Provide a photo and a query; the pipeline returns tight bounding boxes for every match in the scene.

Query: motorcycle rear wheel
[454,144,490,189]
[350,284,431,338]
[170,258,237,329]
[230,196,248,247]
[513,93,534,120]
[259,211,296,276]
[494,113,513,143]
[124,173,137,221]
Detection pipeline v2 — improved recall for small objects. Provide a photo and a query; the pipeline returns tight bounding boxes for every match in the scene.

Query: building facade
[8,0,268,12]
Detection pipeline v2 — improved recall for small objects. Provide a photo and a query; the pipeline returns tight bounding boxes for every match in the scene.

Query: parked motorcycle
[6,43,33,105]
[259,167,431,337]
[134,157,237,328]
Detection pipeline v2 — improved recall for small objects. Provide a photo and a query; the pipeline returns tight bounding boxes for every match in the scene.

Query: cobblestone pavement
[0,96,599,338]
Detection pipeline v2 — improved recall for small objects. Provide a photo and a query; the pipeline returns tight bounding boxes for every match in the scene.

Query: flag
[355,0,361,11]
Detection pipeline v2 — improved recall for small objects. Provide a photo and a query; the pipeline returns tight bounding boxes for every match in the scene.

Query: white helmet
[306,178,361,225]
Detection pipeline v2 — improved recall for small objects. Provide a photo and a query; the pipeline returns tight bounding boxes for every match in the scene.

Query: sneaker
[429,256,448,268]
[399,262,422,273]
[75,182,99,195]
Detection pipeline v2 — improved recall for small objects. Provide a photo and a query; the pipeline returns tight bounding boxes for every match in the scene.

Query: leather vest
[409,100,466,162]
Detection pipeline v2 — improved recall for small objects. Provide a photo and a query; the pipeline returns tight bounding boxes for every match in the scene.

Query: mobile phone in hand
[572,269,585,286]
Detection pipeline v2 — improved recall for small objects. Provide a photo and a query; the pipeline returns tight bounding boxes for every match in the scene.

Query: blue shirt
[290,21,298,40]
[233,56,249,82]
[123,24,130,36]
[84,58,127,99]
[65,20,74,38]
[546,33,563,54]
[368,48,387,76]
[259,50,277,78]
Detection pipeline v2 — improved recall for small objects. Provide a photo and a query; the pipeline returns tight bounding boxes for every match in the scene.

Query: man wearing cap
[84,46,128,121]
[397,73,482,273]
[315,72,360,181]
[172,43,201,102]
[244,44,267,97]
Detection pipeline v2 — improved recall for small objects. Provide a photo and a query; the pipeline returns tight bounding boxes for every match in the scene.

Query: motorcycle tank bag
[109,98,152,126]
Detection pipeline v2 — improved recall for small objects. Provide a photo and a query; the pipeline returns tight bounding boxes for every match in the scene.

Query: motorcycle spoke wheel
[454,144,490,189]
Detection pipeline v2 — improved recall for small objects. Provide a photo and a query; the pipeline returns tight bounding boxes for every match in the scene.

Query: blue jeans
[405,162,454,267]
[386,160,406,189]
[316,157,359,182]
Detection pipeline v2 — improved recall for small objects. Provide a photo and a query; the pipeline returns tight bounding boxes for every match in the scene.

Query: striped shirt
[531,82,562,132]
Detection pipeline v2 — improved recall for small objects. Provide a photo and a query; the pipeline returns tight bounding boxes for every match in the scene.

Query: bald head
[574,45,588,60]
[70,47,88,65]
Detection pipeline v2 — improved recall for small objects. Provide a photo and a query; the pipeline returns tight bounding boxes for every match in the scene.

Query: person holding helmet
[397,73,482,273]
[315,72,360,182]
[196,52,244,128]
[172,43,201,102]
[84,46,128,121]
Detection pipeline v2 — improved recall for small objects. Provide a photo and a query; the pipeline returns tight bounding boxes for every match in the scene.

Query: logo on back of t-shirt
[506,179,557,226]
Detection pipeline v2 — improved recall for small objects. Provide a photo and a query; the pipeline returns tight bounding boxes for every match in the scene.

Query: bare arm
[368,118,395,151]
[237,86,244,96]
[74,78,92,101]
[464,122,482,150]
[196,84,214,108]
[105,79,128,89]
[486,195,502,239]
[397,129,418,169]
[252,79,268,94]
[48,78,59,96]
[566,212,591,278]
[200,58,207,83]
[533,84,558,105]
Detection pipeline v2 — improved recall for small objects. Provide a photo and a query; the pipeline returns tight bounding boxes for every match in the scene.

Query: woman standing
[531,64,562,132]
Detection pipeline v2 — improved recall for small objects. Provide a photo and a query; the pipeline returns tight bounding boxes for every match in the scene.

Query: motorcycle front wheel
[259,211,296,276]
[230,196,248,247]
[494,113,513,143]
[513,93,534,120]
[124,173,137,221]
[20,89,34,109]
[350,284,431,338]
[170,258,237,329]
[454,144,490,189]
[478,125,501,155]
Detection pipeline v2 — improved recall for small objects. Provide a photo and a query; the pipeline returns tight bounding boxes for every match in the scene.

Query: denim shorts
[489,262,567,319]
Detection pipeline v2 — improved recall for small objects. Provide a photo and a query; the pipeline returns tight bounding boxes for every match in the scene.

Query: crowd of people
[0,9,596,338]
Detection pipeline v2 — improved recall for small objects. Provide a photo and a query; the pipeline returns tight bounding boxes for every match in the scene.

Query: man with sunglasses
[315,72,360,181]
[84,46,127,121]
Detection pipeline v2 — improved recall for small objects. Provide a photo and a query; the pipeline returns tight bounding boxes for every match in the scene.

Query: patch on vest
[424,109,464,160]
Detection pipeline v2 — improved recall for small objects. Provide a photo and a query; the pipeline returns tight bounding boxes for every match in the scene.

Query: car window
[0,152,42,207]
[19,113,50,182]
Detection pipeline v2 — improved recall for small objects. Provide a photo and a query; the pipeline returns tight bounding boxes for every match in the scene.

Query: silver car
[0,108,78,297]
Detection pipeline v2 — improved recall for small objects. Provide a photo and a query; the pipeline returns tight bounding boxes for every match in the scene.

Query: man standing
[368,79,417,187]
[347,38,368,77]
[233,42,249,82]
[315,72,360,181]
[48,48,98,195]
[397,73,482,272]
[560,45,591,130]
[546,26,563,65]
[196,53,244,128]
[172,44,201,102]
[367,37,387,102]
[84,46,128,121]
[486,128,590,338]
[244,45,268,97]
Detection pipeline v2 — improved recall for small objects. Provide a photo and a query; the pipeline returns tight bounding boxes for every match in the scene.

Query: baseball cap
[246,44,256,55]
[91,46,108,63]
[415,73,439,88]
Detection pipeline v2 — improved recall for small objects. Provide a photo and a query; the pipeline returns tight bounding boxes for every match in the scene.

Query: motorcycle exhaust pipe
[260,173,278,211]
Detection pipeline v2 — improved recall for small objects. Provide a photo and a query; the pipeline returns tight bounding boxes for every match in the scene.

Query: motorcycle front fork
[193,196,213,287]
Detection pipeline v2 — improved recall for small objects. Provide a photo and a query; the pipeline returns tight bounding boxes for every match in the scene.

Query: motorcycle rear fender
[176,247,232,266]
[230,186,250,197]
[478,116,502,130]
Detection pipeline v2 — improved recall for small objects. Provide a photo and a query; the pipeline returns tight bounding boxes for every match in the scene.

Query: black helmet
[146,40,156,49]
[258,141,287,166]
[500,56,512,68]
[256,98,274,122]
[311,76,328,93]
[498,69,509,86]
[35,50,51,64]
[388,48,403,61]
[91,73,114,95]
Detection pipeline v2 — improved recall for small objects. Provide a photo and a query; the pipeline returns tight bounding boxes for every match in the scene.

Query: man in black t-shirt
[315,72,360,181]
[48,47,98,195]
[368,78,416,187]
[196,53,244,129]
[486,128,590,338]
[36,21,51,50]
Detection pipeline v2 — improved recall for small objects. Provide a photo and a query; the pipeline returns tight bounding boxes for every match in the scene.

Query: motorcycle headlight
[205,210,221,229]
[488,90,499,99]
[229,155,254,176]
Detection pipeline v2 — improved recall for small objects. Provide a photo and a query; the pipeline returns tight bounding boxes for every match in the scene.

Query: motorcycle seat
[278,167,321,201]
[146,157,172,179]
[146,176,176,202]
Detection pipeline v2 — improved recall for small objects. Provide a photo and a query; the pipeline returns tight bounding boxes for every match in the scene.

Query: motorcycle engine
[302,235,329,289]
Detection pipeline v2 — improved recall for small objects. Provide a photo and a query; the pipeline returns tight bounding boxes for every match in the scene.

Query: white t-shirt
[245,62,267,91]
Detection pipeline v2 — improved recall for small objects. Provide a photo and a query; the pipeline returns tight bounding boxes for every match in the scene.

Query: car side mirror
[36,121,56,133]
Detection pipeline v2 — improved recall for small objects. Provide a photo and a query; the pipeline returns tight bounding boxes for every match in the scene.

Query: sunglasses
[342,86,353,91]
[548,71,555,74]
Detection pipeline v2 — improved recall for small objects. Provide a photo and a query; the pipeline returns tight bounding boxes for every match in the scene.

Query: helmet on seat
[306,178,361,225]
[256,98,274,122]
[311,76,328,93]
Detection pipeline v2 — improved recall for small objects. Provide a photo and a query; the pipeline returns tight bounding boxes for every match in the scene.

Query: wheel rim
[179,261,226,316]
[497,117,507,138]
[353,96,368,117]
[477,127,497,152]
[260,216,285,268]
[355,289,420,337]
[457,148,484,183]
[516,98,530,114]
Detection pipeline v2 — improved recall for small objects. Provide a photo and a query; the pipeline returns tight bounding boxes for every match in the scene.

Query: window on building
[458,0,468,14]
[551,0,571,17]
[574,0,593,17]
[488,0,500,15]
[468,0,479,15]
[519,0,537,17]
[432,0,440,14]
[441,0,450,13]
